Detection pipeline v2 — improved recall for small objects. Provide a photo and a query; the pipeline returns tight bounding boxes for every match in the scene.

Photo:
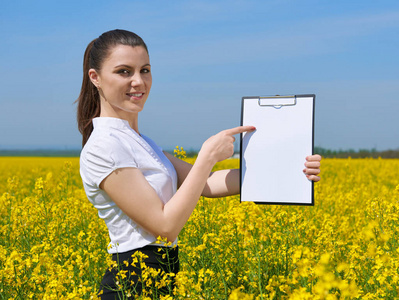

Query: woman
[77,29,321,299]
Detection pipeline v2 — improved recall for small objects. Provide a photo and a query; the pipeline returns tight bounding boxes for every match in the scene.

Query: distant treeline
[0,149,81,157]
[314,147,399,159]
[176,148,399,159]
[0,147,398,158]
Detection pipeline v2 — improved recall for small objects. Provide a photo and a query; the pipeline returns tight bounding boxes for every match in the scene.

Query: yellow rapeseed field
[0,156,398,299]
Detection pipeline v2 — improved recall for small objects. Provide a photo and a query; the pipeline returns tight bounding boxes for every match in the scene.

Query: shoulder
[80,129,138,186]
[81,130,113,161]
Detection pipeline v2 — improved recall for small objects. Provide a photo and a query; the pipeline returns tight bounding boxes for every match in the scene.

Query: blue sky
[0,0,398,151]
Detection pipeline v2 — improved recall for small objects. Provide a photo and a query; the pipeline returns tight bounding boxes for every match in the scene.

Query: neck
[100,110,140,135]
[128,117,140,135]
[99,98,142,134]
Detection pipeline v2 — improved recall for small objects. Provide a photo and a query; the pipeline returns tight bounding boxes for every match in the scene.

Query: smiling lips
[126,92,144,99]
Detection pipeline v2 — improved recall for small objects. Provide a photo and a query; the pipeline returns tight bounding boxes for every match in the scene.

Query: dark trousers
[99,245,179,299]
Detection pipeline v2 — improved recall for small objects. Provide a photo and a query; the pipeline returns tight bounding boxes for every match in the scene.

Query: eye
[117,69,130,75]
[141,68,151,74]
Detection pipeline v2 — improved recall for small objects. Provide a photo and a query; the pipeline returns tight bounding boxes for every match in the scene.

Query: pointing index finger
[225,126,256,136]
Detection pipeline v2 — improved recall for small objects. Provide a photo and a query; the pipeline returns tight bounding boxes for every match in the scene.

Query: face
[89,45,152,118]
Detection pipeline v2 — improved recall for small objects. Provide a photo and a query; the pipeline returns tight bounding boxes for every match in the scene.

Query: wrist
[196,151,217,169]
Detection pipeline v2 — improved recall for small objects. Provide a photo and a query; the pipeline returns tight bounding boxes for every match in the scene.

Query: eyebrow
[114,63,151,69]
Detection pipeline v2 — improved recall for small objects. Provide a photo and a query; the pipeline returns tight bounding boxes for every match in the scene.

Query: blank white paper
[240,95,314,205]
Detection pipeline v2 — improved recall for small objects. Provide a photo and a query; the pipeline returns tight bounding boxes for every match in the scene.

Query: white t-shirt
[80,117,178,254]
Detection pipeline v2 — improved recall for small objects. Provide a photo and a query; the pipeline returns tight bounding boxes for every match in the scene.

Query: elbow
[156,229,178,244]
[150,208,178,242]
[154,222,179,243]
[202,171,219,198]
[202,182,212,198]
[148,205,189,243]
[166,234,178,243]
[145,227,178,244]
[201,189,212,198]
[201,185,222,198]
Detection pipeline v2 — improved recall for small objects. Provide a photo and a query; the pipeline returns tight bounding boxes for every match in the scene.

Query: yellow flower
[173,146,187,159]
[228,286,254,300]
[34,177,44,190]
[1,157,399,299]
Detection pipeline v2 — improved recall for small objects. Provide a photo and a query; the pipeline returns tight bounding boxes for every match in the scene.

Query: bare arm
[165,153,240,197]
[100,126,256,242]
[165,153,322,198]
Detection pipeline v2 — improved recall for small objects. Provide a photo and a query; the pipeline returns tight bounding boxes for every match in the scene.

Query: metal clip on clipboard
[258,95,296,109]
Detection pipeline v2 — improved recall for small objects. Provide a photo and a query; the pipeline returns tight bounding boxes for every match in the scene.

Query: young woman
[77,29,321,299]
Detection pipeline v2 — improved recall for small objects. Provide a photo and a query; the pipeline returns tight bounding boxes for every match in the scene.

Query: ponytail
[76,39,100,147]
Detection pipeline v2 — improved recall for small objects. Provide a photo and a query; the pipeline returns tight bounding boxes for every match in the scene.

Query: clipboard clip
[258,95,296,109]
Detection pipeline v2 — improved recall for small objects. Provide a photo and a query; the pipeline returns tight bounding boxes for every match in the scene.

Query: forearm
[162,155,215,240]
[202,169,240,198]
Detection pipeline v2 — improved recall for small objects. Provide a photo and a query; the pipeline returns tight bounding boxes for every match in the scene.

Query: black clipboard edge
[239,94,315,206]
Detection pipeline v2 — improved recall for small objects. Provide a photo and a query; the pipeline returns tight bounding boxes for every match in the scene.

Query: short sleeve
[80,133,138,188]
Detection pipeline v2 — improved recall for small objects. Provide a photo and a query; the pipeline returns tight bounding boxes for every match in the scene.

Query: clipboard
[240,94,315,205]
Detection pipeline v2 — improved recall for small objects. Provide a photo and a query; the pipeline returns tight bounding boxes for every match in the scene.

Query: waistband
[111,244,179,261]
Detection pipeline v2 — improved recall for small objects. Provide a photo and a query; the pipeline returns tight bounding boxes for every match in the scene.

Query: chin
[126,106,145,113]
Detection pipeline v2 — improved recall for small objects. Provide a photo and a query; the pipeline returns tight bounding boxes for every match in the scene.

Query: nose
[131,73,144,87]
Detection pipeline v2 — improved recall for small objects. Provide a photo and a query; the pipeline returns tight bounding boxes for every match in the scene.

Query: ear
[88,68,101,88]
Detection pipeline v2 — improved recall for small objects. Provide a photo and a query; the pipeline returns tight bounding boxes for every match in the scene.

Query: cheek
[146,78,152,89]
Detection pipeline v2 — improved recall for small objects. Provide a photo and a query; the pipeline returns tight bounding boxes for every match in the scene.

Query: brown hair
[76,29,149,146]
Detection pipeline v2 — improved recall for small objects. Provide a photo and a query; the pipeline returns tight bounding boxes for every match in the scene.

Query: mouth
[126,92,144,98]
